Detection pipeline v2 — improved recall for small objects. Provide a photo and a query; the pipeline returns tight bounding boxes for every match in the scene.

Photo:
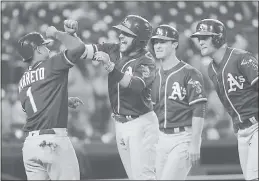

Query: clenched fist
[64,20,78,34]
[46,26,58,38]
[68,97,84,109]
[94,51,111,64]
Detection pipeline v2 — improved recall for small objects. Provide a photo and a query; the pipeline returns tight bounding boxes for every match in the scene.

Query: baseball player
[64,15,159,180]
[150,25,207,180]
[191,19,258,180]
[17,25,85,180]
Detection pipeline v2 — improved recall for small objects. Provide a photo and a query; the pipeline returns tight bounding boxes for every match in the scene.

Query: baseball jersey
[84,43,156,116]
[208,47,258,126]
[18,51,74,132]
[152,61,207,129]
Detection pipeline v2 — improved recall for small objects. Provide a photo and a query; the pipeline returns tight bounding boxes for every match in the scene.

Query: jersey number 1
[27,87,38,113]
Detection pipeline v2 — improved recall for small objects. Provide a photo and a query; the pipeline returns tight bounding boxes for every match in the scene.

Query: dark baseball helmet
[151,25,179,41]
[17,32,52,61]
[191,19,226,48]
[113,15,152,42]
[150,25,179,49]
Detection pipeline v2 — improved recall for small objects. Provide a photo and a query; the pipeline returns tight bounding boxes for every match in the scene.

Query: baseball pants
[114,111,159,180]
[156,127,192,180]
[237,122,258,180]
[22,128,80,180]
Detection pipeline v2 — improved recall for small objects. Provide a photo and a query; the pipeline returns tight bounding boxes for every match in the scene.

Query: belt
[237,119,256,130]
[160,126,190,134]
[24,128,67,137]
[112,113,139,123]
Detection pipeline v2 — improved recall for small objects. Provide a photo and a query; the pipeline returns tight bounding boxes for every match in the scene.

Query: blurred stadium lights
[153,2,161,9]
[252,19,258,28]
[62,9,72,18]
[3,31,10,40]
[219,5,228,14]
[103,15,113,24]
[40,24,48,33]
[113,8,122,17]
[38,9,46,18]
[12,8,19,17]
[153,15,162,24]
[52,15,61,24]
[82,30,91,39]
[194,6,203,15]
[185,14,194,23]
[98,2,108,10]
[2,16,9,24]
[177,1,186,9]
[227,1,235,7]
[226,20,235,29]
[169,8,178,16]
[234,13,243,21]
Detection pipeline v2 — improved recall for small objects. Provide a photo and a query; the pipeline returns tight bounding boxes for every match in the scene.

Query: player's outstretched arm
[46,26,85,63]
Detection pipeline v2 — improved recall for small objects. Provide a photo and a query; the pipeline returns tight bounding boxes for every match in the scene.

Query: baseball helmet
[150,25,179,49]
[151,25,179,41]
[17,32,52,61]
[113,15,152,42]
[191,19,226,48]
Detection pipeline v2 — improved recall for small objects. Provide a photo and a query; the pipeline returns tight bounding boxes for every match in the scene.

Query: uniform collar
[160,60,185,74]
[28,60,43,70]
[212,46,232,71]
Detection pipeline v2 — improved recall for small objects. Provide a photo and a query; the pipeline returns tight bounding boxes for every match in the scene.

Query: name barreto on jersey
[18,67,45,92]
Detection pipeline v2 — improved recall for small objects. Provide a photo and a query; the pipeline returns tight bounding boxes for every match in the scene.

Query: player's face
[198,36,217,56]
[37,45,50,59]
[153,39,174,60]
[118,31,135,53]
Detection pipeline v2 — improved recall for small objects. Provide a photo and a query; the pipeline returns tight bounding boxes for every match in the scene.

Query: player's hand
[68,97,84,109]
[64,20,78,34]
[94,51,115,72]
[46,26,58,38]
[94,51,111,64]
[188,142,201,166]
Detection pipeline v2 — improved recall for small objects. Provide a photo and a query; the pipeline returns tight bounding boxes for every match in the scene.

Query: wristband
[105,61,115,73]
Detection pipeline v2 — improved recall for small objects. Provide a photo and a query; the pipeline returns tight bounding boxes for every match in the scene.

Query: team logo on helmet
[198,23,208,32]
[156,28,164,36]
[188,78,202,94]
[122,18,131,29]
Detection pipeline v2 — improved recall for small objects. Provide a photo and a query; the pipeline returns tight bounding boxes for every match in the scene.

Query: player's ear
[171,41,178,49]
[35,46,43,54]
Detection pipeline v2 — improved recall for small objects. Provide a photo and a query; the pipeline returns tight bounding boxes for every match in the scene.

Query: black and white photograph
[1,1,258,180]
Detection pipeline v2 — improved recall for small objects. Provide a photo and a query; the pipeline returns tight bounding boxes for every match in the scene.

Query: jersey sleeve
[239,53,258,85]
[82,43,119,61]
[132,52,156,88]
[49,50,75,72]
[186,69,207,105]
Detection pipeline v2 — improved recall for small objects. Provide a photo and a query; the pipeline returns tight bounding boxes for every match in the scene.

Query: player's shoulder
[138,49,156,65]
[231,47,252,60]
[230,47,257,65]
[182,61,202,76]
[231,47,249,56]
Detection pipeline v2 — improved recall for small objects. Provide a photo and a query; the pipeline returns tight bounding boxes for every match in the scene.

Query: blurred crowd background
[1,1,258,144]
